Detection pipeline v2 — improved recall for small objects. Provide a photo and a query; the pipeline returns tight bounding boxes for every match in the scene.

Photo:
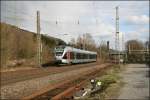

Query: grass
[81,64,124,100]
[94,65,124,99]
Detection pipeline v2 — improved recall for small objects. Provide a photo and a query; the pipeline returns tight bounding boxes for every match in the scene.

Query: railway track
[23,64,111,100]
[1,63,97,86]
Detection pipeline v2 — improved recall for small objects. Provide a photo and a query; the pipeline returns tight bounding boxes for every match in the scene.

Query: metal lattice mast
[115,6,120,63]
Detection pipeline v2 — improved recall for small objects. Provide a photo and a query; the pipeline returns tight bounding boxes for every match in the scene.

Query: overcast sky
[1,1,149,49]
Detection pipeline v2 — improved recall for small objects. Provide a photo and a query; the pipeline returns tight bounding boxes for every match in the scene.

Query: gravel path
[0,64,106,99]
[117,64,149,99]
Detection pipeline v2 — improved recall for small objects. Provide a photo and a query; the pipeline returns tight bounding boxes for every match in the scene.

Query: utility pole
[83,34,86,50]
[100,40,104,62]
[122,33,124,51]
[37,11,42,67]
[107,41,110,59]
[115,6,120,64]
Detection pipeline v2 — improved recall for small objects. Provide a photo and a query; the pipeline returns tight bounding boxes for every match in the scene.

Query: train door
[67,51,70,63]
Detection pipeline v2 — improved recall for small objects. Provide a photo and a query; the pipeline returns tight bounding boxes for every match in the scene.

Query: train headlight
[90,79,95,83]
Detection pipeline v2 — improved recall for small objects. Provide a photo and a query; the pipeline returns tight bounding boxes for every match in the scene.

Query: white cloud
[126,15,149,25]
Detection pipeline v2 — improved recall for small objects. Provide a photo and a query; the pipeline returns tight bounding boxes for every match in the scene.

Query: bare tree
[76,35,83,49]
[69,33,96,51]
[126,40,144,51]
[125,40,145,63]
[68,38,76,47]
[84,33,96,51]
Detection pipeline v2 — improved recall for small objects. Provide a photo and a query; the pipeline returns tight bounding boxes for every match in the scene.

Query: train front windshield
[55,52,63,56]
[55,46,65,56]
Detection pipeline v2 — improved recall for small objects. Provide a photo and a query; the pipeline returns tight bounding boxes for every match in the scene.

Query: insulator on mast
[56,20,58,24]
[78,20,80,25]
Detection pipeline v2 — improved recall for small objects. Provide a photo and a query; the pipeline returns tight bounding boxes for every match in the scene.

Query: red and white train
[54,45,97,64]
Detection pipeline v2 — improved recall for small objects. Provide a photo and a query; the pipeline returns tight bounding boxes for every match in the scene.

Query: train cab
[54,45,65,63]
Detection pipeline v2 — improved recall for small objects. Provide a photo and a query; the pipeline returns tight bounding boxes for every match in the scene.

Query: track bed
[23,64,111,100]
[1,62,97,86]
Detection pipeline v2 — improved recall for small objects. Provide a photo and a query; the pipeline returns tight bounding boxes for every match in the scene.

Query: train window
[80,53,83,59]
[76,53,95,59]
[55,52,63,56]
[76,53,88,59]
[83,54,85,59]
[55,46,65,49]
[79,53,81,59]
[81,53,84,59]
[89,54,91,59]
[77,53,81,59]
[70,52,74,59]
[74,52,76,59]
[85,54,88,59]
[78,53,80,59]
[76,53,79,59]
[55,46,65,53]
[89,54,96,59]
[83,53,88,59]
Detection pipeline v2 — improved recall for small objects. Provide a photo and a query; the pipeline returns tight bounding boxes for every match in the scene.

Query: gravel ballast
[1,64,107,99]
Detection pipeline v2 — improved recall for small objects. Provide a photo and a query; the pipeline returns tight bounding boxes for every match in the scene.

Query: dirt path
[117,64,149,99]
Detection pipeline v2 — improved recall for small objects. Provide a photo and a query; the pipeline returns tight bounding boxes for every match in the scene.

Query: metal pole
[83,34,85,50]
[115,6,120,64]
[100,40,103,62]
[122,33,124,51]
[37,11,42,67]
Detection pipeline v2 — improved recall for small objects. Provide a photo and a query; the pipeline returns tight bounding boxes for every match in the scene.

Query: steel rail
[22,64,111,100]
[51,64,111,100]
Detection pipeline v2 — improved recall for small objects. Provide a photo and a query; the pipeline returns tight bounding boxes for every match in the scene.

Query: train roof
[65,46,97,54]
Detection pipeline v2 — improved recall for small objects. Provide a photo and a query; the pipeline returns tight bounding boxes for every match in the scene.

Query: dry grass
[80,65,124,100]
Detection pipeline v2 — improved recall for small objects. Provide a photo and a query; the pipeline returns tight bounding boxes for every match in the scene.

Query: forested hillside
[0,23,66,68]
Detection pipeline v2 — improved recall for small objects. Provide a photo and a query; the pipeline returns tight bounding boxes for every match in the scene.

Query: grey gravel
[0,64,104,99]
